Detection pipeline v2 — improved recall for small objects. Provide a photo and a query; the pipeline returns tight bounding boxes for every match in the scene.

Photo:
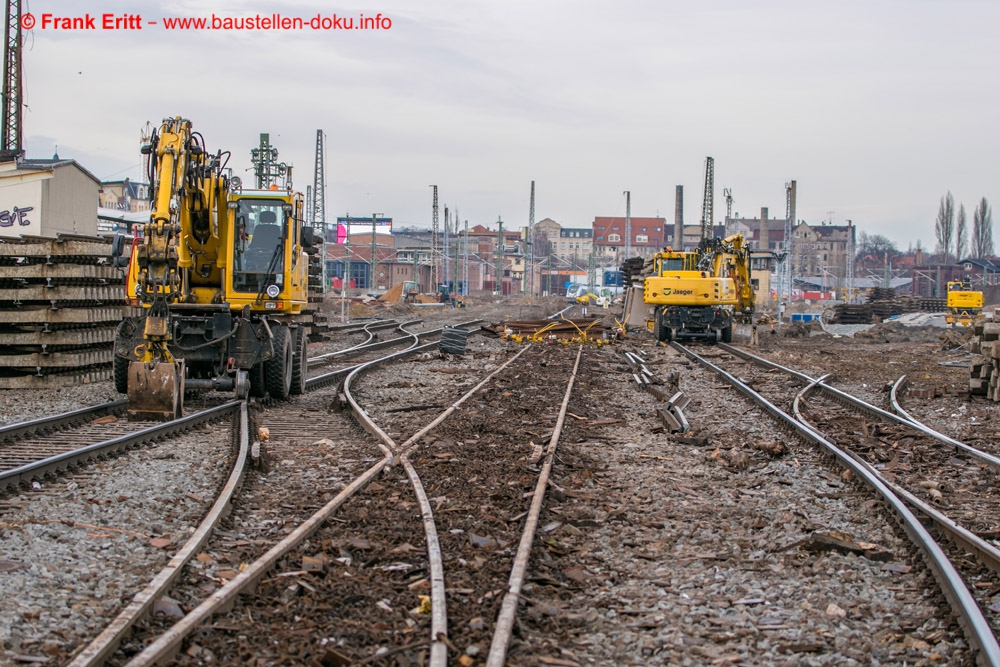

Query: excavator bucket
[127,360,185,421]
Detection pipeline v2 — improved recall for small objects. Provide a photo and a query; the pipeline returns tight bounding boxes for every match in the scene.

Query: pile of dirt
[781,321,824,338]
[853,320,943,344]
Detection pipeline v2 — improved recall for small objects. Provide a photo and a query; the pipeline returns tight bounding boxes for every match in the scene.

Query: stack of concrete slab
[970,313,1000,398]
[0,234,130,388]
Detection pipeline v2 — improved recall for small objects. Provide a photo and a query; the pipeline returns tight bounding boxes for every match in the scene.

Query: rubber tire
[721,326,733,343]
[113,354,129,394]
[249,363,267,398]
[653,311,667,343]
[289,326,307,396]
[266,324,293,399]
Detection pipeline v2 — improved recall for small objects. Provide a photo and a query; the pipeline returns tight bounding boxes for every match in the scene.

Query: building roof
[16,158,101,185]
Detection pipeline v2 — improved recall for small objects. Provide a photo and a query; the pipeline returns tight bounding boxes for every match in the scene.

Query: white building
[0,158,100,236]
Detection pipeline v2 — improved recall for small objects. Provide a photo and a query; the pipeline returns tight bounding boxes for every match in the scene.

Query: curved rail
[718,342,1000,471]
[794,377,1000,575]
[308,319,421,365]
[486,347,583,667]
[123,325,513,667]
[0,401,241,491]
[889,374,924,426]
[675,341,1000,666]
[350,346,532,666]
[68,402,249,667]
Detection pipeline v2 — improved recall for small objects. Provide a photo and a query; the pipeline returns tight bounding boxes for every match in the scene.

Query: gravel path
[0,420,234,665]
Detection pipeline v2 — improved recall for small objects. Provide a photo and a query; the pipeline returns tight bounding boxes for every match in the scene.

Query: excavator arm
[127,117,230,420]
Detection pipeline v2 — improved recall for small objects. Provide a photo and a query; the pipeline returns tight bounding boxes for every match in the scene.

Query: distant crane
[700,157,714,241]
[1,0,24,162]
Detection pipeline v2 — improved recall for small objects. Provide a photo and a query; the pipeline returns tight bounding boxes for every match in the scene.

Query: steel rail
[794,377,1000,576]
[123,321,493,667]
[358,347,531,667]
[487,346,583,667]
[0,401,241,492]
[308,319,421,365]
[305,320,482,392]
[68,403,250,667]
[676,342,1000,667]
[0,399,127,444]
[718,343,1000,470]
[889,374,924,425]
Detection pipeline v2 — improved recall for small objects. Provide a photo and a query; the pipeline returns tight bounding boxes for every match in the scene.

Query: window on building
[608,233,621,242]
[636,234,648,243]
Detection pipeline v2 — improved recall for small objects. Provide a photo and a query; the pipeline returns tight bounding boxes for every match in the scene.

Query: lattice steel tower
[1,0,23,162]
[700,157,714,241]
[312,130,327,233]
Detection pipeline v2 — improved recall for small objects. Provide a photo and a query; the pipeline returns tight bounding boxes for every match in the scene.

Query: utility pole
[370,213,382,291]
[342,213,351,323]
[462,219,469,295]
[453,207,460,293]
[845,220,854,302]
[430,185,439,290]
[783,180,795,316]
[495,216,504,296]
[587,250,596,292]
[1,0,23,162]
[624,190,631,260]
[443,206,450,287]
[526,181,535,296]
[723,188,734,236]
[700,157,714,242]
[305,185,313,227]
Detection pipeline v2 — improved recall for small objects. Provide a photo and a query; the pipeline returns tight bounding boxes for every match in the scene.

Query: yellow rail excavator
[575,288,611,308]
[945,279,983,327]
[112,117,320,419]
[643,234,755,343]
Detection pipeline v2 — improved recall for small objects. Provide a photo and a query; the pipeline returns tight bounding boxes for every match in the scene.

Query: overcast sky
[22,0,1000,250]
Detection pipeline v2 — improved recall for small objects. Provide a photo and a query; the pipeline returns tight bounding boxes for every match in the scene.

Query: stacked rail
[0,234,131,388]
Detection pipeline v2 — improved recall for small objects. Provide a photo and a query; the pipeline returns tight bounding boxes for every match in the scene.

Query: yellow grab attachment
[127,360,185,421]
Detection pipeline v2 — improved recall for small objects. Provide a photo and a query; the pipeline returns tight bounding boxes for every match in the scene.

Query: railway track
[671,340,1000,665]
[95,340,578,665]
[0,320,476,491]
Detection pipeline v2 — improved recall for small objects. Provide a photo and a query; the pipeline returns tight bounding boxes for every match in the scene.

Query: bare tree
[935,191,955,261]
[956,203,968,260]
[972,197,994,259]
[855,232,900,271]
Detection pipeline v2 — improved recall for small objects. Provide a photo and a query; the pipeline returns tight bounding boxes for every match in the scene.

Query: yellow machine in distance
[945,280,983,327]
[643,234,755,342]
[575,289,611,308]
[113,118,318,419]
